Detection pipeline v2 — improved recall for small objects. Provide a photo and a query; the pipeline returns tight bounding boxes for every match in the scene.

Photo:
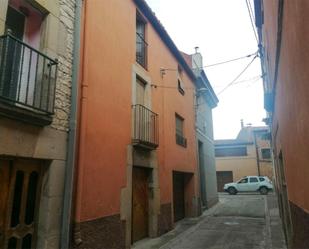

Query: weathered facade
[182,50,219,209]
[254,0,309,248]
[215,125,273,192]
[0,0,75,248]
[73,0,203,248]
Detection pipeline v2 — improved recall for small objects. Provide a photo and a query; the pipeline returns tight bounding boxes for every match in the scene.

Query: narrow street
[134,194,286,249]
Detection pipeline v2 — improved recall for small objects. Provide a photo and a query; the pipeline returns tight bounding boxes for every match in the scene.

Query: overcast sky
[145,0,266,139]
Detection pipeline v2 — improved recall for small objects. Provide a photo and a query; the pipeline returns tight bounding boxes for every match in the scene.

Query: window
[175,114,186,147]
[238,178,248,184]
[259,177,265,182]
[215,147,247,157]
[249,177,258,183]
[178,80,185,95]
[136,13,147,68]
[261,148,271,159]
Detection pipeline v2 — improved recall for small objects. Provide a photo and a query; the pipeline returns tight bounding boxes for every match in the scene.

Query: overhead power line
[204,52,257,68]
[246,0,259,44]
[161,52,258,72]
[214,75,262,88]
[217,55,258,95]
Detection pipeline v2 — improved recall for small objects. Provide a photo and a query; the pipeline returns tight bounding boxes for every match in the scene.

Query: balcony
[136,33,148,69]
[0,34,58,125]
[132,104,159,149]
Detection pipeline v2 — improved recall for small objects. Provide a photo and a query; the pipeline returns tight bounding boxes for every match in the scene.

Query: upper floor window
[136,12,147,69]
[215,147,247,157]
[178,80,185,95]
[175,114,187,147]
[261,148,271,159]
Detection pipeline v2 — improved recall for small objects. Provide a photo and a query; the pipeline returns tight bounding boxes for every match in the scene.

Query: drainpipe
[60,0,82,248]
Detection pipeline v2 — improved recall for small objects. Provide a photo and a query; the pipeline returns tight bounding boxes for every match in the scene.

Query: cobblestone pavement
[133,193,286,249]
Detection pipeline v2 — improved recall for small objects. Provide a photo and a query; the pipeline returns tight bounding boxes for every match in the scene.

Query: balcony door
[0,7,25,100]
[136,78,146,106]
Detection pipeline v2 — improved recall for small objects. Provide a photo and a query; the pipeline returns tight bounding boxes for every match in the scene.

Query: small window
[215,147,247,157]
[238,178,248,184]
[178,80,185,95]
[261,148,271,159]
[175,114,186,147]
[136,12,147,68]
[259,177,265,182]
[249,177,258,183]
[177,65,183,75]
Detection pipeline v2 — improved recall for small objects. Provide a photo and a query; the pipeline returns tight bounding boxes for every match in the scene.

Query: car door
[237,177,249,191]
[248,177,259,191]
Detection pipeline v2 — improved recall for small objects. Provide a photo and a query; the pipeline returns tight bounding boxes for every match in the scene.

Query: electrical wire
[217,54,258,95]
[213,75,262,88]
[161,52,258,72]
[151,84,195,90]
[246,0,259,44]
[204,52,257,68]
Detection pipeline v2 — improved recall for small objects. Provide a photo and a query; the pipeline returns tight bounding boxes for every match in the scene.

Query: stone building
[215,124,273,192]
[254,0,309,248]
[0,0,75,248]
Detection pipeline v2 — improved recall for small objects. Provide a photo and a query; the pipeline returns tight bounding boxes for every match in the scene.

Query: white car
[224,176,273,195]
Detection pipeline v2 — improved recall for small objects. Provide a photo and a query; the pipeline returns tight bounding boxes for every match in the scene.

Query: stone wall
[51,0,75,131]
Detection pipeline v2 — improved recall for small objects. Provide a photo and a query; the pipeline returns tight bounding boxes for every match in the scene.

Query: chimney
[241,119,244,129]
[192,46,203,70]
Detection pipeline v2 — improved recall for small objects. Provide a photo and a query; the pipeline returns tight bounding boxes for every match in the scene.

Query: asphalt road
[133,193,286,249]
[162,194,269,249]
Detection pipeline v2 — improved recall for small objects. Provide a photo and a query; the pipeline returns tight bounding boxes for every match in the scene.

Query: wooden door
[216,171,233,192]
[173,172,185,222]
[0,161,10,247]
[132,167,149,243]
[0,159,43,249]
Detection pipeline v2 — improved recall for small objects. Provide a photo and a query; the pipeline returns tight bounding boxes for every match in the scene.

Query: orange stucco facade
[73,0,199,247]
[255,0,309,248]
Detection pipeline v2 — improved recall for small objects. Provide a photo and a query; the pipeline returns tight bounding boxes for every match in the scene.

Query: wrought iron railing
[0,34,58,115]
[136,32,148,68]
[132,104,159,149]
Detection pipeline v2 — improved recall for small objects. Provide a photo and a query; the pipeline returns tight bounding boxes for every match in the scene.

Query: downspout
[61,0,82,248]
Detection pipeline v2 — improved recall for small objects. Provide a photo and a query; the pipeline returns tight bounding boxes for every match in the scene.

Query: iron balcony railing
[132,104,159,149]
[136,32,148,69]
[0,34,58,115]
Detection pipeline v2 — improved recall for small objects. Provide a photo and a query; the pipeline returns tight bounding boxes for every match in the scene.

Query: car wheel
[228,187,237,195]
[259,186,268,195]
